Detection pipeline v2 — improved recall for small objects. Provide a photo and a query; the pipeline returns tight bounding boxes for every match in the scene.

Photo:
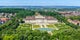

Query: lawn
[54,23,72,29]
[17,23,31,30]
[33,25,40,28]
[47,24,55,28]
[46,24,58,30]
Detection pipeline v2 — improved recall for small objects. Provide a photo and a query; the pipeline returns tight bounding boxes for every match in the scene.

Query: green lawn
[54,23,72,29]
[46,24,58,30]
[33,25,40,28]
[17,23,31,30]
[47,24,56,28]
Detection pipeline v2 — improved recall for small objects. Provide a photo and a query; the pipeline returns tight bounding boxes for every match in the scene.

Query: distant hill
[0,6,80,8]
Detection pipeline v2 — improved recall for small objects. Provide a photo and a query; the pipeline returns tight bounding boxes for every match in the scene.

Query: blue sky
[0,0,80,6]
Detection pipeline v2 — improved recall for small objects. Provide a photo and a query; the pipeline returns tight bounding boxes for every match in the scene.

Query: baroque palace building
[23,12,58,25]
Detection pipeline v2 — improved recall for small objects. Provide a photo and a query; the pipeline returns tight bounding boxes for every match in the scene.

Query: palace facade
[23,13,58,24]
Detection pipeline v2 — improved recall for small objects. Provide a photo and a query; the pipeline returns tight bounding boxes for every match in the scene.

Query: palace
[23,12,58,25]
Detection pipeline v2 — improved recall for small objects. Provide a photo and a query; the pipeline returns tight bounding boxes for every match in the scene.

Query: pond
[37,28,54,31]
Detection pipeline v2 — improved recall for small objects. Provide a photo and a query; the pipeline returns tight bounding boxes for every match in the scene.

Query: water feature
[37,28,54,31]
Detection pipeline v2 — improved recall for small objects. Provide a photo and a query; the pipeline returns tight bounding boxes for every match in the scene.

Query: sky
[0,0,80,6]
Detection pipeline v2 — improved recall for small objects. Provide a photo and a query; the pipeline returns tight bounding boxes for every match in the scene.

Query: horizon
[0,5,80,7]
[0,0,80,6]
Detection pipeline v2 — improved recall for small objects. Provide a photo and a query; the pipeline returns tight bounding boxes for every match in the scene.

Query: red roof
[0,18,9,22]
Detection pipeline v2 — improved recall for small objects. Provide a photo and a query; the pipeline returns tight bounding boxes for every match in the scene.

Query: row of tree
[69,16,80,21]
[0,8,25,13]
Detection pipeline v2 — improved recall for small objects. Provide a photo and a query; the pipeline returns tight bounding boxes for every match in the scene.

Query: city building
[0,18,9,24]
[58,11,80,17]
[68,19,80,26]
